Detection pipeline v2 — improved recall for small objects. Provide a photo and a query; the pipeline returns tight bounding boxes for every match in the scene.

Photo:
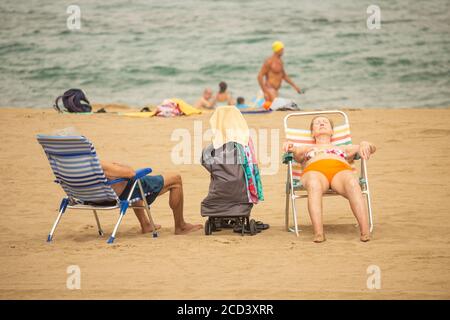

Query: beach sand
[0,107,449,299]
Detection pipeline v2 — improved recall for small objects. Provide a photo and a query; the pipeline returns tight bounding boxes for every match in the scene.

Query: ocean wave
[388,58,413,67]
[149,66,182,76]
[382,19,415,25]
[0,42,35,55]
[225,37,272,45]
[179,77,208,85]
[311,18,334,25]
[313,51,351,59]
[25,66,66,80]
[365,57,385,67]
[335,32,364,39]
[398,70,450,83]
[199,64,251,76]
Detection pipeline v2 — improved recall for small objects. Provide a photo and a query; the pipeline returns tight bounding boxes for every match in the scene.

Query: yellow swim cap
[272,41,284,53]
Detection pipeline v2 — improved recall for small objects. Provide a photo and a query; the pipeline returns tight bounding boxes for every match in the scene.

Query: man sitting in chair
[101,161,203,235]
[284,116,376,243]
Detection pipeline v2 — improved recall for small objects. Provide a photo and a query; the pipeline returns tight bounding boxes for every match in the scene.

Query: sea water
[0,0,449,108]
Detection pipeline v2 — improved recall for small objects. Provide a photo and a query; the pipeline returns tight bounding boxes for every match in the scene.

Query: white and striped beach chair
[37,135,159,244]
[282,110,374,236]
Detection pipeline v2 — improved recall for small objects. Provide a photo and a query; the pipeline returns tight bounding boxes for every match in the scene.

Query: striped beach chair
[37,135,159,244]
[282,110,374,236]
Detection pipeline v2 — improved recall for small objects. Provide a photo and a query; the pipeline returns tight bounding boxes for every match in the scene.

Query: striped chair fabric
[37,135,119,204]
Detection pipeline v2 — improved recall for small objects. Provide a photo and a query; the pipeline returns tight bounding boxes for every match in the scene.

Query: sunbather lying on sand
[284,116,376,243]
[101,161,202,235]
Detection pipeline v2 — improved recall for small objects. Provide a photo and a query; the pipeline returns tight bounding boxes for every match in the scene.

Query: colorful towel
[236,140,264,204]
[248,138,264,202]
[170,98,202,115]
[120,98,201,118]
[155,100,182,117]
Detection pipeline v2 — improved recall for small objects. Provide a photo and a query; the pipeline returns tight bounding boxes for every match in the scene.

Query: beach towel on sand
[155,100,182,117]
[171,98,202,115]
[270,97,300,111]
[120,98,201,118]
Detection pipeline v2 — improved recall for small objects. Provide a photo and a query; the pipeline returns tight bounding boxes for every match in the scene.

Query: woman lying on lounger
[284,116,376,243]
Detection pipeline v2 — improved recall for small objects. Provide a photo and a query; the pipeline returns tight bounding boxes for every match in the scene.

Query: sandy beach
[0,107,449,299]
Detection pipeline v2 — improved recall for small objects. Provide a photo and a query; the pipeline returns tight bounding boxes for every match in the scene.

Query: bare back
[215,91,233,105]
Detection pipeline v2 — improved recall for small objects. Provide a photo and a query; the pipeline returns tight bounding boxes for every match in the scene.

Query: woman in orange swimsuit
[285,116,376,243]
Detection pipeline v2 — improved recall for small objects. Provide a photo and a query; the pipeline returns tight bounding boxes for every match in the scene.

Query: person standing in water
[212,81,234,107]
[195,88,214,109]
[257,41,302,107]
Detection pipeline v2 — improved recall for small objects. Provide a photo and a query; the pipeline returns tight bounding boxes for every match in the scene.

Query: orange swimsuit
[302,148,352,183]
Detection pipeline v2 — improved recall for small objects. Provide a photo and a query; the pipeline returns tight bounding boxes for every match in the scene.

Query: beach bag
[155,100,182,117]
[54,89,92,113]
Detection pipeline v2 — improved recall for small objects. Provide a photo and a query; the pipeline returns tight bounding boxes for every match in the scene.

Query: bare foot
[313,234,326,243]
[141,223,162,234]
[360,233,370,242]
[175,223,203,235]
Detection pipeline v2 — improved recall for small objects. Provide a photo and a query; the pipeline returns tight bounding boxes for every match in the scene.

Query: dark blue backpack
[54,89,92,113]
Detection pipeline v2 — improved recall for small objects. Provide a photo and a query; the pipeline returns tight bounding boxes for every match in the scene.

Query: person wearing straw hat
[257,41,302,109]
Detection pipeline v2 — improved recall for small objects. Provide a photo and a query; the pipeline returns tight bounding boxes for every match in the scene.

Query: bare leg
[301,171,330,242]
[158,173,202,235]
[132,201,161,234]
[264,84,278,102]
[331,170,370,242]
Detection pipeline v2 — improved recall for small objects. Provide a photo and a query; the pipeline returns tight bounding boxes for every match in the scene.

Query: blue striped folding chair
[37,135,159,244]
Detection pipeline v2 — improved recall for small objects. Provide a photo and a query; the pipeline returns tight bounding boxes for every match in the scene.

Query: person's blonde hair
[310,116,334,132]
